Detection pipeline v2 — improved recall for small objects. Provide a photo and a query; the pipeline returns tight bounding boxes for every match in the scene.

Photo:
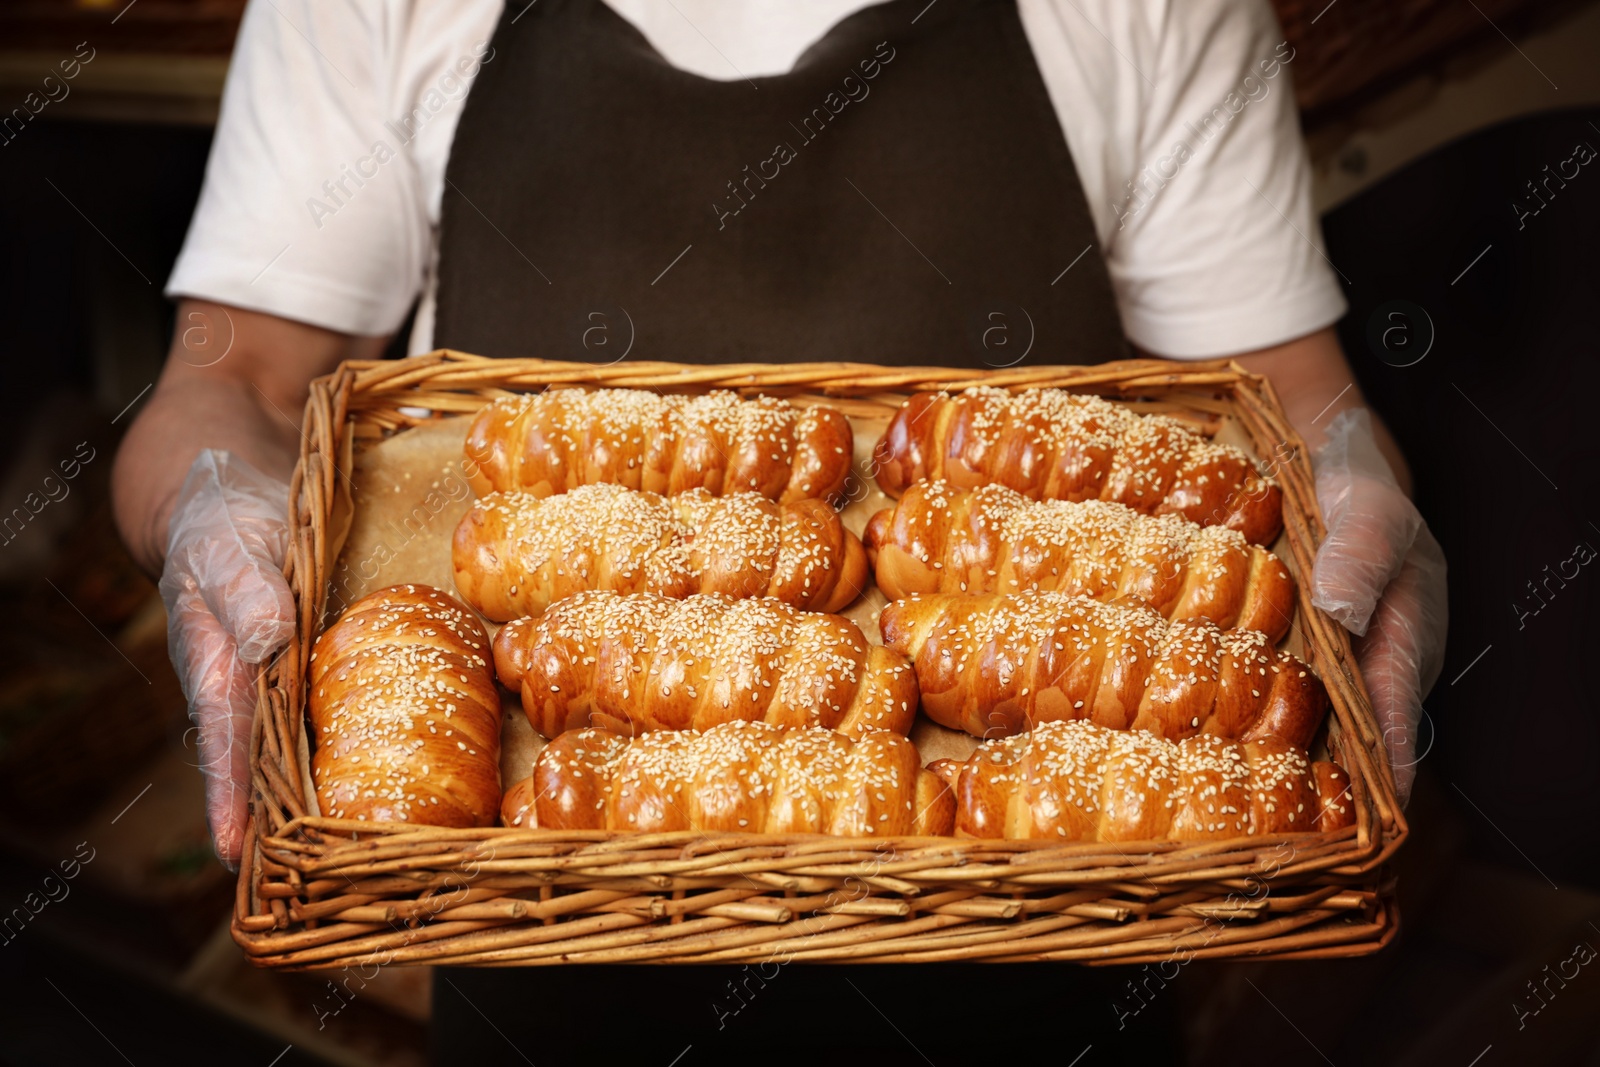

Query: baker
[111,0,1445,1059]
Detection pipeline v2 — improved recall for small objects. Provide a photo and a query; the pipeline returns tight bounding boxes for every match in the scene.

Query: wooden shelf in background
[0,0,1582,129]
[0,0,246,57]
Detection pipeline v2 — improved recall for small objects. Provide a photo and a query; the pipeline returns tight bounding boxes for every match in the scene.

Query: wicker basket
[235,352,1405,969]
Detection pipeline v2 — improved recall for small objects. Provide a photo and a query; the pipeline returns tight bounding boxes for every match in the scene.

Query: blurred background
[0,0,1597,1063]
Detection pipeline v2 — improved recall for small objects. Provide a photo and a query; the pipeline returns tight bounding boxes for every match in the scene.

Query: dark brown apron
[432,3,1173,1062]
[432,0,1125,368]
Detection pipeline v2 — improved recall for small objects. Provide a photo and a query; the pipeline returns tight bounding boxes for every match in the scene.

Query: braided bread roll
[310,585,501,826]
[493,592,917,740]
[465,389,853,503]
[501,721,954,836]
[873,387,1283,545]
[454,484,866,622]
[928,720,1353,841]
[864,480,1295,641]
[879,591,1326,748]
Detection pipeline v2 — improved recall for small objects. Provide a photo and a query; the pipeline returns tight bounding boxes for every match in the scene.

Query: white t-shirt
[167,0,1346,359]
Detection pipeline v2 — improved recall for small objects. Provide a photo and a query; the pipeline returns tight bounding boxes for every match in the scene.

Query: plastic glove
[158,450,295,869]
[1311,410,1448,806]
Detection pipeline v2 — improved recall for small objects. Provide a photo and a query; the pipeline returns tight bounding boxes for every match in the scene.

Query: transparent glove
[158,450,295,869]
[1311,410,1448,805]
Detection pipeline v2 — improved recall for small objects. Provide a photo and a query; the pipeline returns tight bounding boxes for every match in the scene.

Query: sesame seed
[523,721,925,834]
[880,388,1277,541]
[498,591,903,737]
[881,589,1321,744]
[308,585,499,827]
[955,719,1336,841]
[456,482,861,617]
[469,389,850,504]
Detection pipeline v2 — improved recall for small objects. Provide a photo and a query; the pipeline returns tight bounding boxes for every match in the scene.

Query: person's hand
[1310,410,1447,806]
[159,450,295,869]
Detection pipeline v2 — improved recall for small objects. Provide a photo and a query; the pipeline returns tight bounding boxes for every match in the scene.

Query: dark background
[1,0,1598,1064]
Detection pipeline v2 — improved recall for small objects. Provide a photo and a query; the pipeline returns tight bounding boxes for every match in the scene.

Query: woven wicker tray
[235,352,1405,969]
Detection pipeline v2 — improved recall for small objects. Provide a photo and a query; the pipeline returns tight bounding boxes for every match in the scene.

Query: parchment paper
[325,405,1302,790]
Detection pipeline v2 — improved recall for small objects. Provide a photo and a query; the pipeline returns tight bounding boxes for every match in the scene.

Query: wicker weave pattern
[237,353,1404,968]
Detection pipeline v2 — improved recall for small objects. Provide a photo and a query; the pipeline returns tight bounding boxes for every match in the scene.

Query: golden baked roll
[465,388,853,503]
[493,591,917,739]
[309,584,501,826]
[879,590,1326,748]
[864,480,1295,640]
[501,721,954,836]
[929,719,1355,841]
[872,387,1283,545]
[453,484,866,621]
